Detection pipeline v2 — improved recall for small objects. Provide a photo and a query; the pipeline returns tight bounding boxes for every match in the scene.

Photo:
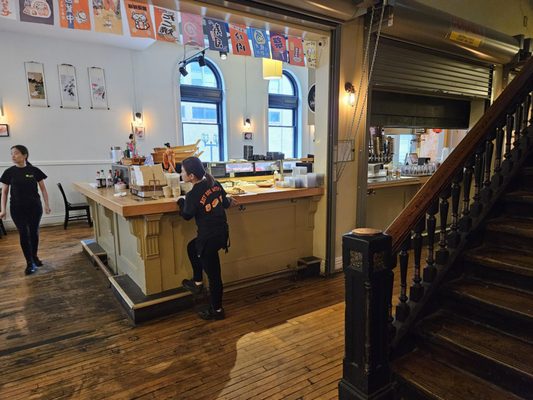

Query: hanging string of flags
[0,0,319,67]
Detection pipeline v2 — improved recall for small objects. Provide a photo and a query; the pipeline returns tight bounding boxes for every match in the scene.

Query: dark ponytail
[205,173,215,187]
[11,145,31,165]
[182,156,214,187]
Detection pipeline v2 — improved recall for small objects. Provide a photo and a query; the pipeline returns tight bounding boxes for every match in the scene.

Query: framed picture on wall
[88,67,109,110]
[58,64,81,109]
[132,124,145,140]
[24,61,49,107]
[0,124,9,137]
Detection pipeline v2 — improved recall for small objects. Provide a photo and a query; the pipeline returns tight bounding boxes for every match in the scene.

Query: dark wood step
[484,217,533,251]
[417,312,533,398]
[464,246,533,291]
[443,278,533,340]
[503,191,533,217]
[392,349,523,400]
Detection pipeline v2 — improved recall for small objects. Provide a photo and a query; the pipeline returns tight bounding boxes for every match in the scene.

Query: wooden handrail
[385,56,533,253]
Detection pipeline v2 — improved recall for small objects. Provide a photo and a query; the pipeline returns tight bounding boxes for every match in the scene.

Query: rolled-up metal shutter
[373,38,493,99]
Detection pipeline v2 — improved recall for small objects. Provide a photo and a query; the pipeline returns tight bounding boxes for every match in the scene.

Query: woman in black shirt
[178,156,234,320]
[0,145,51,275]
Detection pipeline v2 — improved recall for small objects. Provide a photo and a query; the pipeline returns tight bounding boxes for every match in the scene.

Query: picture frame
[88,67,109,110]
[243,131,253,141]
[58,64,81,109]
[132,124,145,140]
[0,124,9,137]
[24,61,49,108]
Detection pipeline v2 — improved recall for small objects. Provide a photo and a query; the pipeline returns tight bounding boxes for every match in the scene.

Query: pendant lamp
[262,59,283,80]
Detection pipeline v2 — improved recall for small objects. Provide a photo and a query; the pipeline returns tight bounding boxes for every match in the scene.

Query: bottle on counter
[107,170,113,187]
[96,171,101,188]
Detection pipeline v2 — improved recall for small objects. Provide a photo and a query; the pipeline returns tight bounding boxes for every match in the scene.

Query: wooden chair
[57,183,92,229]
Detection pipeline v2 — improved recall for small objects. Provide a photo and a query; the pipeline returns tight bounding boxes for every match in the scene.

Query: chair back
[57,183,70,207]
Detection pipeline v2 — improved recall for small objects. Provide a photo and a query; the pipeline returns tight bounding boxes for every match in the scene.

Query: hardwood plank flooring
[0,224,413,399]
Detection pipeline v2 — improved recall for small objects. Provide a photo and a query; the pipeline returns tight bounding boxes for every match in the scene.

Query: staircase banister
[385,56,533,253]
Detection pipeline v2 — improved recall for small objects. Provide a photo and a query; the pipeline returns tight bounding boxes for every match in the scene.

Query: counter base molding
[110,275,193,324]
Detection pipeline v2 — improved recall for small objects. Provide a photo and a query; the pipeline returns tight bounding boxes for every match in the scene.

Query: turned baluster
[459,156,474,232]
[436,187,451,265]
[447,171,463,248]
[423,200,438,283]
[491,125,505,189]
[522,94,532,148]
[513,104,523,161]
[395,237,410,322]
[410,218,425,301]
[470,147,484,218]
[481,132,495,203]
[502,113,515,174]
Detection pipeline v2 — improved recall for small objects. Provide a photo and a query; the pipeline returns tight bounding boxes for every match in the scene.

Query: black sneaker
[198,307,225,320]
[182,279,204,295]
[33,257,43,267]
[25,264,37,275]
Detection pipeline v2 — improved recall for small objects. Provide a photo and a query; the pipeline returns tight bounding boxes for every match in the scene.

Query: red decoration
[433,128,442,133]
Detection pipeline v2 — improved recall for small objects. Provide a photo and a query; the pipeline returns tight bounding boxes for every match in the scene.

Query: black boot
[182,279,204,295]
[33,257,43,267]
[25,263,37,275]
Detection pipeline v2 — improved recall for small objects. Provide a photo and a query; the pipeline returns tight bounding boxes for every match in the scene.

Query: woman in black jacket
[178,156,234,320]
[0,145,51,275]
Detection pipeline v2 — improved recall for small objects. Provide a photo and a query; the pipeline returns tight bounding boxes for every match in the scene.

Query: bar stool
[57,183,92,229]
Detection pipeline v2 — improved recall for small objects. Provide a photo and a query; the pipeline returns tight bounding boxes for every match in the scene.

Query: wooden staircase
[392,157,533,399]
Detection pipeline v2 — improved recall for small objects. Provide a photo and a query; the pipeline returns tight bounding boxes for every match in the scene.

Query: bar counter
[74,182,323,322]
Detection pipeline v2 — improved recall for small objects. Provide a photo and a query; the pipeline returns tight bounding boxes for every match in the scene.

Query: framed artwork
[88,67,109,109]
[0,124,9,137]
[58,64,81,109]
[132,124,145,140]
[243,132,253,141]
[24,61,49,107]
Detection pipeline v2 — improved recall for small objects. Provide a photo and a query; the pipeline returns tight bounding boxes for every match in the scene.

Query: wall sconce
[219,51,228,60]
[0,102,7,124]
[263,59,283,80]
[243,118,251,129]
[345,82,355,106]
[133,112,143,125]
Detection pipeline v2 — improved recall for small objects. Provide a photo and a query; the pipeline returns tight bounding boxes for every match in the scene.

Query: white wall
[0,32,316,228]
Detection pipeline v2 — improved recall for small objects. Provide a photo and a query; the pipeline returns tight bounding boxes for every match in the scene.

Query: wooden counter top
[74,182,323,217]
[368,177,422,189]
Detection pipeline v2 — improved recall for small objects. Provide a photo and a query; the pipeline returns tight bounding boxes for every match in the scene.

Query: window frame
[180,58,224,161]
[268,72,299,157]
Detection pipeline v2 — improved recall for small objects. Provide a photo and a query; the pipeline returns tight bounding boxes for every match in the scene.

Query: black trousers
[10,202,43,265]
[187,237,224,310]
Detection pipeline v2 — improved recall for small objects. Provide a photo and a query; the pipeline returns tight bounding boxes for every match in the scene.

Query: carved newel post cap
[351,227,382,236]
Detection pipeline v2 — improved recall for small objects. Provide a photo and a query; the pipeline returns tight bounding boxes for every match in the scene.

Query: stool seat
[57,183,92,229]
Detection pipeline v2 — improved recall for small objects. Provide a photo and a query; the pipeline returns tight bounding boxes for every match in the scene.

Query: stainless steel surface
[380,0,520,65]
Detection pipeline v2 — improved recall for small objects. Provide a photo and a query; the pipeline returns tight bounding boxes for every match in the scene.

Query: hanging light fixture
[262,58,283,80]
[198,51,206,67]
[179,62,188,77]
[244,118,251,129]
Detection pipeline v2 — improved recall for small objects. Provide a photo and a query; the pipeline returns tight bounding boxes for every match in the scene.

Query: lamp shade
[262,59,283,80]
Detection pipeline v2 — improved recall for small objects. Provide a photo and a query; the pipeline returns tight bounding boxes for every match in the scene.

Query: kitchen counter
[74,182,324,322]
[73,182,323,217]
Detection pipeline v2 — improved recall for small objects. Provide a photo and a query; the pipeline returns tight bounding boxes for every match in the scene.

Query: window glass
[268,74,295,95]
[179,60,223,162]
[180,62,217,87]
[268,72,298,157]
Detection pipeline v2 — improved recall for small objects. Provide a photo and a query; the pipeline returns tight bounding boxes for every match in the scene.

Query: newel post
[338,228,394,400]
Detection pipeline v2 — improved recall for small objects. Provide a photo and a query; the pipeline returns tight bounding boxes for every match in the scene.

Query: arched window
[180,59,223,162]
[268,72,299,157]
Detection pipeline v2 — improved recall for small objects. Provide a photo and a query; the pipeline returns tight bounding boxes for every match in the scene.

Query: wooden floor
[0,224,347,399]
[0,224,413,399]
